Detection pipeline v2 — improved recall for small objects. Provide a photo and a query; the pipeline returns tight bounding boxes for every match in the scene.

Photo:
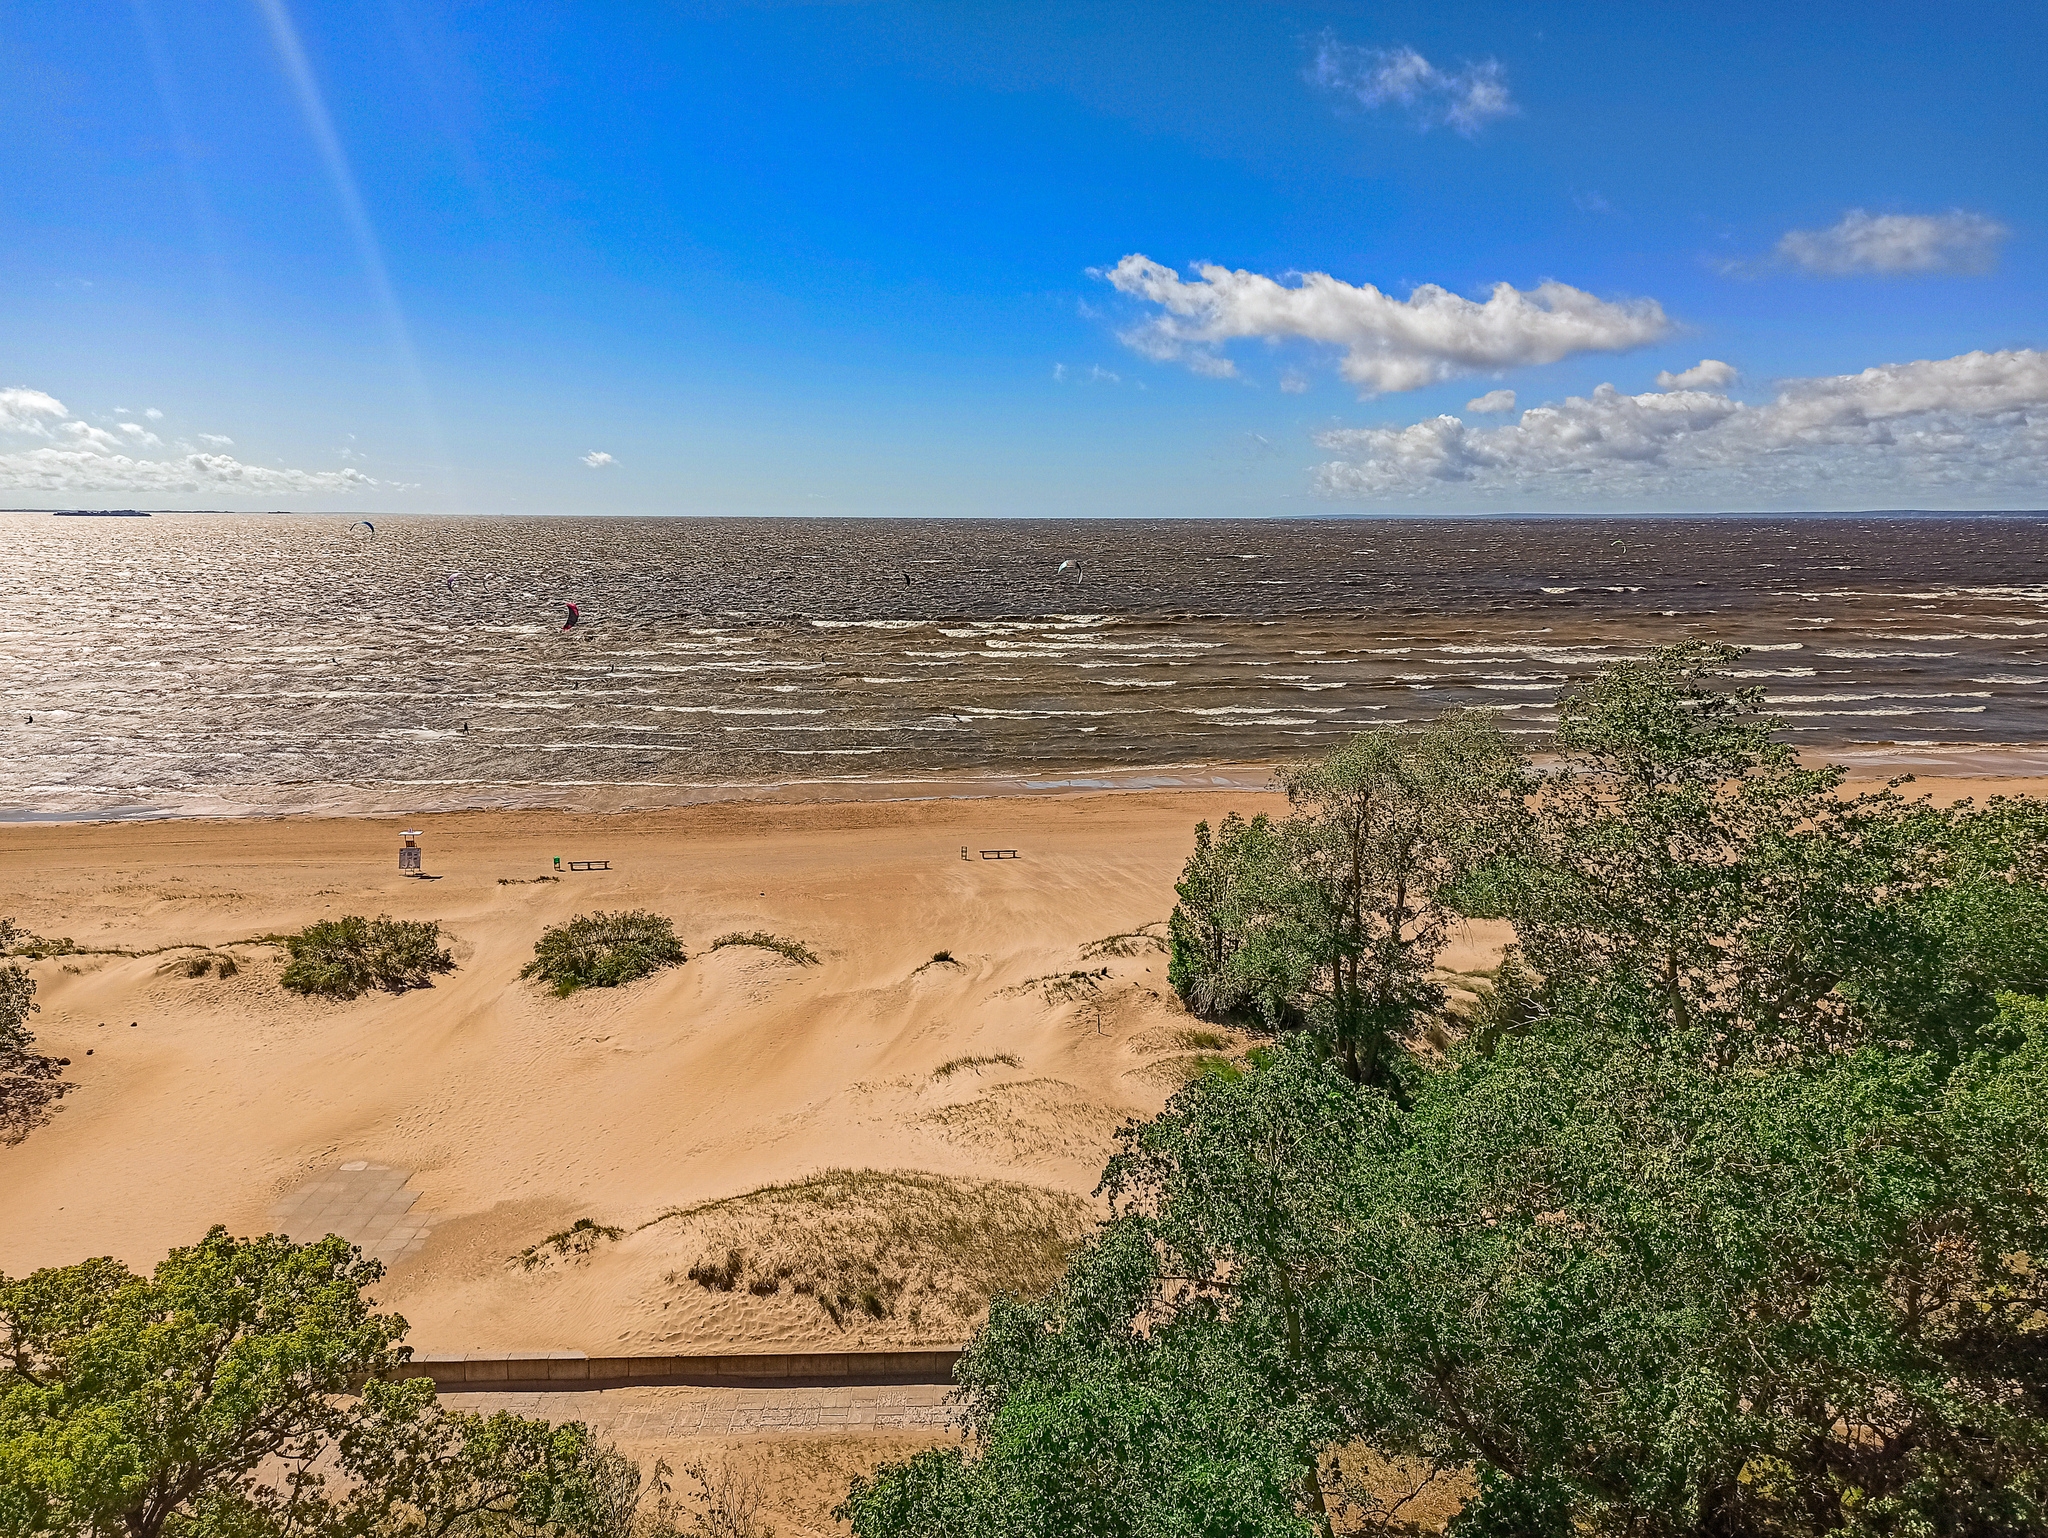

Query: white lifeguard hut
[399,830,424,875]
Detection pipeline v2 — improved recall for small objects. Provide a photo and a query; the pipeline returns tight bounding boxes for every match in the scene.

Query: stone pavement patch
[443,1384,959,1439]
[269,1162,436,1266]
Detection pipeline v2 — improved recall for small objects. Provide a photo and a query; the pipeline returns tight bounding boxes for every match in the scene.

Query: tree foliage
[848,644,2048,1537]
[1167,712,1524,1089]
[279,915,456,999]
[0,1228,642,1538]
[0,918,69,1146]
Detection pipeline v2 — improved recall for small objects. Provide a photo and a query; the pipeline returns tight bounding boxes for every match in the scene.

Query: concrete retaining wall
[392,1349,962,1391]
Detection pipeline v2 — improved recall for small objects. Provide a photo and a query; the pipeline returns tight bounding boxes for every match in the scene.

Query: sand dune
[3,771,2026,1356]
[0,790,1308,1353]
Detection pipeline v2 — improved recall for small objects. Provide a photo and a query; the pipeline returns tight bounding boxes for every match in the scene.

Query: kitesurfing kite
[446,571,461,592]
[349,520,375,535]
[562,602,580,631]
[1057,559,1083,583]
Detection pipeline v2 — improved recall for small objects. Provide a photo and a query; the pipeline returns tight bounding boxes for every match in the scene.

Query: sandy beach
[4,768,2040,1359]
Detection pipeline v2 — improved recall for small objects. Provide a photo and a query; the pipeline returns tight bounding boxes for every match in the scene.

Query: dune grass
[521,910,685,996]
[708,931,821,966]
[1139,1051,1244,1088]
[155,953,240,980]
[279,915,453,998]
[931,1052,1022,1081]
[654,1168,1092,1334]
[1078,922,1169,961]
[512,1216,625,1271]
[1001,967,1111,1004]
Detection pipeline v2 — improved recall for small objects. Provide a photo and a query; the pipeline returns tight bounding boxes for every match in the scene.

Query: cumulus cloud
[0,386,381,496]
[1655,359,1738,391]
[581,450,615,469]
[144,407,163,419]
[1774,209,2007,275]
[1310,39,1516,135]
[1312,348,2048,507]
[0,388,68,435]
[1099,254,1670,395]
[1279,369,1310,394]
[1466,388,1516,413]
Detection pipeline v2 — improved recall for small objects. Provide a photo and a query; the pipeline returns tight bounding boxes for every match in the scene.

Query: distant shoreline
[7,742,2048,826]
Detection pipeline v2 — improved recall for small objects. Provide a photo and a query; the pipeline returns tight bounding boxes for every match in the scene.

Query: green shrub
[521,910,685,996]
[279,915,453,998]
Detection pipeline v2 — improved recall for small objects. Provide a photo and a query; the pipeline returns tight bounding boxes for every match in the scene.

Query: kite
[349,520,375,535]
[562,602,580,631]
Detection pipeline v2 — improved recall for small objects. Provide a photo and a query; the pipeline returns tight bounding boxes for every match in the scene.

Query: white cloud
[144,407,163,420]
[1279,369,1310,394]
[1655,359,1738,391]
[1466,388,1516,413]
[196,433,234,447]
[1055,363,1123,386]
[1310,40,1516,135]
[1100,254,1670,395]
[0,388,68,435]
[1774,209,2007,276]
[0,384,382,496]
[1312,348,2048,507]
[581,450,615,469]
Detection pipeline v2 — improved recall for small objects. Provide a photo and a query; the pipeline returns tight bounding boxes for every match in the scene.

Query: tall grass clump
[521,910,685,996]
[279,915,453,998]
[708,931,821,965]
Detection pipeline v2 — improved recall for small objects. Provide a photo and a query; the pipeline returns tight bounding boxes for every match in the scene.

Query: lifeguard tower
[399,830,424,876]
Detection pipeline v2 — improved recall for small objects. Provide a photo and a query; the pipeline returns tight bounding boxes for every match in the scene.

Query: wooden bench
[979,850,1019,860]
[567,860,610,871]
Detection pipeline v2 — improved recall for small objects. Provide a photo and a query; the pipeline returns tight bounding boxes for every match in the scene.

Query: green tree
[847,648,2048,1537]
[1473,641,2048,1061]
[0,919,71,1145]
[1167,712,1523,1089]
[0,1229,621,1538]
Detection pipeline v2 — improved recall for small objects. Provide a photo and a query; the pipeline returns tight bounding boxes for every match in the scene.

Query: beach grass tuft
[512,1216,626,1271]
[708,931,821,966]
[1078,922,1169,961]
[931,1052,1022,1080]
[1002,967,1111,1004]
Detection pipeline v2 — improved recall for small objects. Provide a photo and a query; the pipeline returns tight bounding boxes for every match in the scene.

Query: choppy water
[7,513,2048,818]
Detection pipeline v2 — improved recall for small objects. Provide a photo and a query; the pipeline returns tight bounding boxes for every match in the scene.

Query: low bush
[279,916,453,998]
[521,909,685,996]
[932,1053,1022,1080]
[709,931,820,966]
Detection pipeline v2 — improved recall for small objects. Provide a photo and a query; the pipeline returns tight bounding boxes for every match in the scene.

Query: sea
[6,512,2048,820]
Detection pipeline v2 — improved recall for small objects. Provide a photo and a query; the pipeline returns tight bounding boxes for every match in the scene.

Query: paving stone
[272,1163,438,1264]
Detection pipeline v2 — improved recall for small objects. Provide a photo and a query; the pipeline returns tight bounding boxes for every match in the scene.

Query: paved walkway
[269,1162,436,1266]
[443,1384,960,1438]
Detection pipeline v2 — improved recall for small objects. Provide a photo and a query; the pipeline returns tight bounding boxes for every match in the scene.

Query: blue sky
[3,1,2043,515]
